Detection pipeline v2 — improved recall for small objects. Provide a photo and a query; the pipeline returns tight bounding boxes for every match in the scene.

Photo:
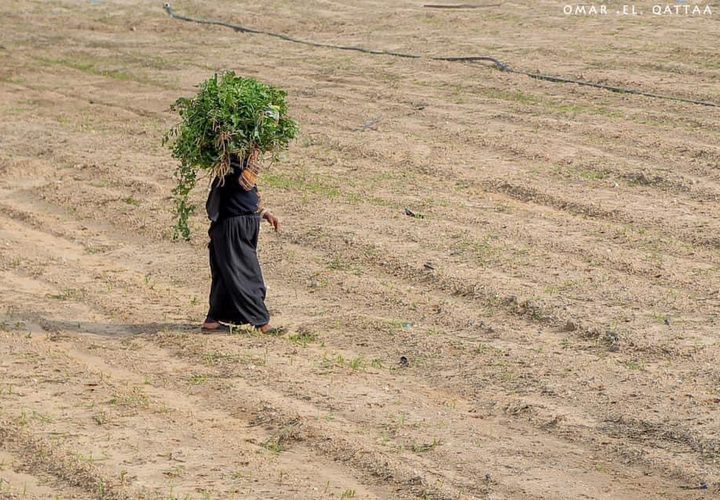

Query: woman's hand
[263,211,281,232]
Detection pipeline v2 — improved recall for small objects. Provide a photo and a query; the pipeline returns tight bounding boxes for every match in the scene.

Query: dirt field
[1,0,719,498]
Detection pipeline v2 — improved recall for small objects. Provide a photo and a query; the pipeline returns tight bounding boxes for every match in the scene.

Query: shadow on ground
[2,315,197,337]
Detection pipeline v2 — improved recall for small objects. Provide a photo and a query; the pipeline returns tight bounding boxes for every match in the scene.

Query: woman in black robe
[201,153,279,333]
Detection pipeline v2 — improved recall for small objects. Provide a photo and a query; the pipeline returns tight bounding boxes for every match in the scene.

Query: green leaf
[164,71,299,239]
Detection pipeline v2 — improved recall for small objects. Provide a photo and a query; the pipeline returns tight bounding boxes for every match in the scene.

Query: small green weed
[109,387,150,409]
[46,288,86,301]
[623,360,645,371]
[289,330,318,347]
[189,374,209,385]
[411,438,442,453]
[321,354,365,371]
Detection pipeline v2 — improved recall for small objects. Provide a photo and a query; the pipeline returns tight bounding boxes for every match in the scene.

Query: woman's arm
[256,189,280,232]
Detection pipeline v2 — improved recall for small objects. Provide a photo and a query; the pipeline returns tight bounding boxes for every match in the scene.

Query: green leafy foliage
[164,71,298,240]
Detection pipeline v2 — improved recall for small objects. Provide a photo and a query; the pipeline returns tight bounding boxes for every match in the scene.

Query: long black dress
[205,160,270,327]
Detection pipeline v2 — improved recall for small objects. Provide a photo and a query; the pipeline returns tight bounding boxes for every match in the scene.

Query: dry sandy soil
[1,0,719,498]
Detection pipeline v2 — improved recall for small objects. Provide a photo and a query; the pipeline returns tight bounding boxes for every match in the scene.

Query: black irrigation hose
[162,4,510,70]
[514,71,718,107]
[163,3,718,108]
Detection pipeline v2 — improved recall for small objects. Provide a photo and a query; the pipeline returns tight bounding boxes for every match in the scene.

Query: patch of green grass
[264,439,284,454]
[203,351,241,366]
[2,105,34,118]
[494,202,513,213]
[0,320,25,332]
[544,279,582,296]
[163,465,185,478]
[263,171,340,199]
[453,234,500,267]
[473,343,503,356]
[366,169,413,188]
[326,255,364,275]
[300,136,317,148]
[410,438,442,453]
[17,409,53,426]
[321,354,346,370]
[75,452,106,465]
[46,288,86,301]
[371,318,414,338]
[320,354,366,372]
[189,374,209,385]
[306,272,329,290]
[577,168,609,181]
[143,274,155,290]
[327,256,350,271]
[482,88,542,106]
[344,191,396,209]
[653,314,672,325]
[262,421,303,454]
[92,411,108,425]
[348,357,365,371]
[551,163,613,183]
[0,384,16,397]
[622,360,645,371]
[0,71,19,83]
[231,469,252,480]
[123,196,140,206]
[471,239,498,263]
[553,102,625,119]
[340,489,357,499]
[227,323,263,336]
[40,56,133,81]
[497,367,518,383]
[5,257,23,269]
[125,53,179,71]
[344,192,363,205]
[289,330,318,347]
[108,387,150,409]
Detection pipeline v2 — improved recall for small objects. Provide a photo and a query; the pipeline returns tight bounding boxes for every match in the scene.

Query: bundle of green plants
[164,71,298,240]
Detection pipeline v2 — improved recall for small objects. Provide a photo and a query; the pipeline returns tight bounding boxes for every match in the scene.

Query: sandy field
[1,0,719,498]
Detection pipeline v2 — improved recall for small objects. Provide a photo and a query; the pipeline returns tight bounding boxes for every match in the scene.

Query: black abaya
[207,215,270,327]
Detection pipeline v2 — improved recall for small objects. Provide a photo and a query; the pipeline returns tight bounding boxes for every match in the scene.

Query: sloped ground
[0,0,718,498]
